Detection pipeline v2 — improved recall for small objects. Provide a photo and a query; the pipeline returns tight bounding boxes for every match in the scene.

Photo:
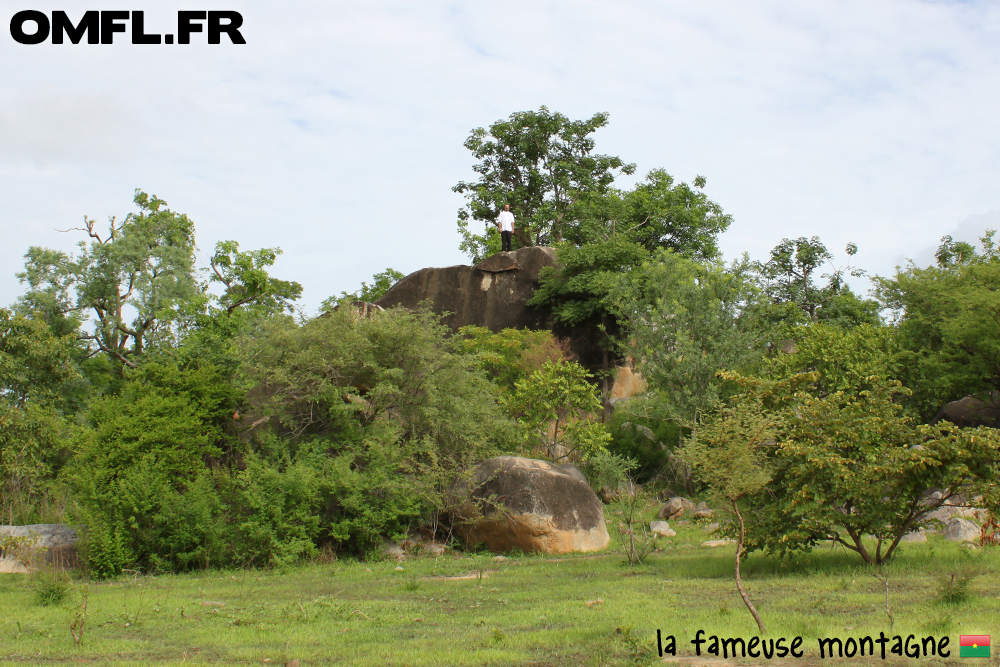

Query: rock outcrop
[0,524,79,572]
[931,394,1000,429]
[376,247,557,333]
[452,456,610,554]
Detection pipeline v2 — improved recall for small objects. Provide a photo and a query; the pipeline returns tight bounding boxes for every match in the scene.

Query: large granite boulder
[452,456,610,554]
[0,524,79,572]
[375,247,557,332]
[931,394,1000,429]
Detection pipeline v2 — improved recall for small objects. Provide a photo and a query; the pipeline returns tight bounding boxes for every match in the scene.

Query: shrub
[33,569,70,606]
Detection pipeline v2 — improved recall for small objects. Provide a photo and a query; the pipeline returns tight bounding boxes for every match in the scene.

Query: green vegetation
[1,523,998,665]
[4,112,1000,665]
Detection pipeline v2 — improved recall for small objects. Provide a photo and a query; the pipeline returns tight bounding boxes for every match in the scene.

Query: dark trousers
[501,230,513,252]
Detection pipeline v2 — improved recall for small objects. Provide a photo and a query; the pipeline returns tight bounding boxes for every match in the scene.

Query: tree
[713,323,1000,566]
[615,251,766,441]
[321,268,405,312]
[755,237,871,325]
[454,107,635,260]
[18,190,204,371]
[507,359,612,463]
[875,230,1000,419]
[0,309,80,524]
[738,378,1000,565]
[209,241,302,316]
[457,325,571,391]
[682,383,779,634]
[567,169,732,262]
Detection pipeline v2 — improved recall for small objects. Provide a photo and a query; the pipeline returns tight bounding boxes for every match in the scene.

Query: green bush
[606,411,679,483]
[32,569,70,606]
[85,519,133,580]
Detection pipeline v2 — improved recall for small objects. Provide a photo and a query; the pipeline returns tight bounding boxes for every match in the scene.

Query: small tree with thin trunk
[681,377,786,635]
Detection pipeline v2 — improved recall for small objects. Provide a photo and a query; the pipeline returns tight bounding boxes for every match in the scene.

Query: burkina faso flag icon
[960,635,990,658]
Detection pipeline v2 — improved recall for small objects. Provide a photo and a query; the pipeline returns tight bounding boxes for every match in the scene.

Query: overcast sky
[3,0,1000,313]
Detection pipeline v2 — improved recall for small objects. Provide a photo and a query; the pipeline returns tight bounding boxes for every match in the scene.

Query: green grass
[0,517,998,666]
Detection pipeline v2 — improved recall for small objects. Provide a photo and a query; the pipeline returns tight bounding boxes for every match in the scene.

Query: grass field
[1,514,999,667]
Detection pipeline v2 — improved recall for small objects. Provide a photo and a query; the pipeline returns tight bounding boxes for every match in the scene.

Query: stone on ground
[648,521,676,537]
[658,497,696,520]
[945,517,981,543]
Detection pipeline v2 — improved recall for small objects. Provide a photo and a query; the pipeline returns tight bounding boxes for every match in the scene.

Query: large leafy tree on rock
[454,107,731,263]
[454,107,636,260]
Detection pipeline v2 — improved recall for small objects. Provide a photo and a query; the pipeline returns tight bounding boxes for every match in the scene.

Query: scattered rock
[423,542,448,557]
[702,539,732,548]
[899,529,928,543]
[620,422,656,442]
[399,535,423,550]
[395,565,405,571]
[383,541,405,560]
[693,502,714,520]
[451,456,610,554]
[474,253,521,273]
[704,522,720,533]
[492,555,507,562]
[658,497,696,520]
[598,480,641,504]
[201,600,225,607]
[945,518,980,543]
[609,367,648,408]
[585,598,604,607]
[648,521,676,537]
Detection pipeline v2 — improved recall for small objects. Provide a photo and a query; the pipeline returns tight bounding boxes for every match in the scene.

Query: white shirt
[497,210,515,232]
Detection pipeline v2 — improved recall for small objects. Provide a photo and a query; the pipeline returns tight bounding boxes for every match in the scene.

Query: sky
[2,0,1000,313]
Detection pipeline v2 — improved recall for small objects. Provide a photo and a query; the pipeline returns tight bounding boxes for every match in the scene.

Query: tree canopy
[454,107,730,263]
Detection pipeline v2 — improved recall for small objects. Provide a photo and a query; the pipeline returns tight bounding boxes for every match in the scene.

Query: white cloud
[2,0,1000,311]
[0,89,142,164]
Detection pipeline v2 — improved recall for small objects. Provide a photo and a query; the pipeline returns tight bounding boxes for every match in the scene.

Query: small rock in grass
[395,565,404,571]
[703,522,720,533]
[383,540,405,560]
[586,598,604,607]
[658,497,696,520]
[702,539,732,548]
[945,518,980,543]
[493,555,507,562]
[648,521,676,537]
[899,529,927,543]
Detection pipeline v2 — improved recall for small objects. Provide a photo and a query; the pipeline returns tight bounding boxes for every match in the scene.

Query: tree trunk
[732,498,766,635]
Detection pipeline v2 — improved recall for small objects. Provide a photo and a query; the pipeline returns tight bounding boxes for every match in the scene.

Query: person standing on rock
[496,204,515,252]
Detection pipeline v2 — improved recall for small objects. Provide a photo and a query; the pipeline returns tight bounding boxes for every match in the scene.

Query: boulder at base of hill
[558,463,588,486]
[452,456,610,554]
